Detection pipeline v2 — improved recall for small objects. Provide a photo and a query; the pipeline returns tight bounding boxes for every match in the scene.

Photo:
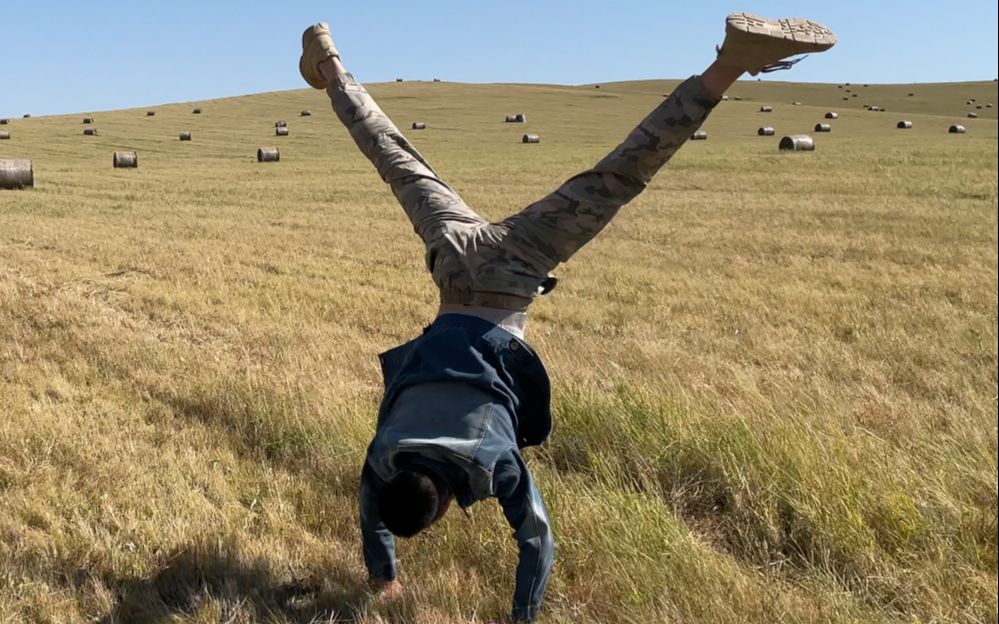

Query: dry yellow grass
[1,77,997,623]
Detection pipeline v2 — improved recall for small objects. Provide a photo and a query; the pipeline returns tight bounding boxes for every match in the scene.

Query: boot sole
[726,12,836,52]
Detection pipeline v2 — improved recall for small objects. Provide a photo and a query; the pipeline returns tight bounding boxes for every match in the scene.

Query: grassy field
[1,76,997,623]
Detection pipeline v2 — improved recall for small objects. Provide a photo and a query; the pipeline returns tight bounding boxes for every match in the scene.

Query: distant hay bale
[113,151,138,168]
[691,130,708,140]
[594,84,601,89]
[300,110,312,116]
[433,78,441,82]
[83,128,97,136]
[976,105,983,109]
[193,108,202,114]
[793,101,802,106]
[825,111,839,119]
[83,117,94,124]
[23,114,31,118]
[852,94,858,98]
[275,120,287,128]
[842,96,849,101]
[0,119,8,125]
[814,123,832,132]
[275,126,289,136]
[757,127,775,136]
[967,112,978,118]
[897,120,913,129]
[146,111,156,117]
[395,78,403,82]
[411,122,426,130]
[838,85,843,89]
[504,115,518,123]
[515,113,527,123]
[0,131,10,140]
[868,105,881,111]
[257,147,280,162]
[179,132,192,141]
[0,159,33,189]
[845,89,851,93]
[733,96,743,101]
[863,84,869,87]
[759,105,773,112]
[907,92,915,96]
[779,135,815,151]
[522,134,540,144]
[948,125,966,134]
[987,103,994,108]
[845,82,851,86]
[721,95,729,101]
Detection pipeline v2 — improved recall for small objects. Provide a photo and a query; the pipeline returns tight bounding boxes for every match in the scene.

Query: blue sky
[1,1,997,117]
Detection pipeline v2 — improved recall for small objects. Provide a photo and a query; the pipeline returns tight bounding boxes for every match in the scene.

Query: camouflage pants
[327,75,719,311]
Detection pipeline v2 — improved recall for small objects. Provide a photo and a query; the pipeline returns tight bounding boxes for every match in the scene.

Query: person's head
[378,467,453,537]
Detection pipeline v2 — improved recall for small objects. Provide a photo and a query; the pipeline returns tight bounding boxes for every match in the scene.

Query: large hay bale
[257,147,280,162]
[146,111,156,117]
[825,111,839,119]
[757,127,775,136]
[83,117,94,124]
[522,134,540,144]
[515,113,527,123]
[691,130,708,140]
[193,108,202,114]
[275,126,289,136]
[949,125,966,134]
[411,122,426,130]
[113,151,138,168]
[967,112,978,119]
[779,135,815,151]
[0,159,33,189]
[896,120,913,129]
[275,120,287,128]
[0,131,10,140]
[0,119,8,125]
[179,132,192,141]
[759,105,773,112]
[83,128,97,136]
[814,123,832,132]
[300,110,312,117]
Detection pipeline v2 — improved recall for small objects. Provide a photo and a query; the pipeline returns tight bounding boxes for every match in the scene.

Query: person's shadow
[98,541,381,623]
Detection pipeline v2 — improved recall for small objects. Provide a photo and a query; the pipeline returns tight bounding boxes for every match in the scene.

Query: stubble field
[1,77,997,623]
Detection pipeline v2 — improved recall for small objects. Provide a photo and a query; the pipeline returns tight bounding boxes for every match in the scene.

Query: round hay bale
[113,151,138,168]
[594,84,601,89]
[433,78,441,82]
[965,99,974,105]
[83,128,97,136]
[814,123,832,132]
[721,95,729,101]
[0,131,10,140]
[987,103,993,108]
[948,125,966,134]
[907,92,915,96]
[0,159,33,189]
[845,89,851,93]
[193,108,202,114]
[838,85,843,89]
[845,82,851,86]
[179,132,192,141]
[842,96,849,101]
[504,115,518,123]
[23,114,31,118]
[779,135,815,151]
[793,101,802,106]
[83,117,94,124]
[515,113,527,123]
[863,84,870,87]
[897,120,913,129]
[825,111,839,119]
[275,126,289,136]
[300,110,312,116]
[411,122,426,130]
[868,105,881,111]
[0,119,8,125]
[976,105,983,109]
[522,134,540,144]
[257,147,280,162]
[759,105,773,112]
[967,112,978,118]
[757,127,775,136]
[395,78,403,82]
[275,120,287,128]
[146,111,156,117]
[733,96,743,101]
[691,130,708,141]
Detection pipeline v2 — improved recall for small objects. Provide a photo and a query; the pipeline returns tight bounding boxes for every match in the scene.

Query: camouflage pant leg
[499,75,720,273]
[327,74,485,245]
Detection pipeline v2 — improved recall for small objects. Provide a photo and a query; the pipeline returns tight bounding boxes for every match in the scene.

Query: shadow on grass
[99,542,372,624]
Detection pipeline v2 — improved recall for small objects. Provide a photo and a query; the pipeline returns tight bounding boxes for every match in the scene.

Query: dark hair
[379,469,444,537]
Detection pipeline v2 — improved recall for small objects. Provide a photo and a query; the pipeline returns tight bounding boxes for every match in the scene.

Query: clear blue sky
[2,1,997,117]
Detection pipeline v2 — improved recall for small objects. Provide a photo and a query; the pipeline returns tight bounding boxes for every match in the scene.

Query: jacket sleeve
[494,450,555,623]
[360,461,397,580]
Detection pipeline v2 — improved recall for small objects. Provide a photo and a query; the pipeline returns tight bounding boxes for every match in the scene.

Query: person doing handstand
[298,12,835,623]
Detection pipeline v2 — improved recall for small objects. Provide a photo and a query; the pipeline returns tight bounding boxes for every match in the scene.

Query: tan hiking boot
[299,22,340,89]
[717,12,836,76]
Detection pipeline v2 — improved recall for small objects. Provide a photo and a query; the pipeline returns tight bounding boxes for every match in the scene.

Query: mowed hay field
[1,77,997,623]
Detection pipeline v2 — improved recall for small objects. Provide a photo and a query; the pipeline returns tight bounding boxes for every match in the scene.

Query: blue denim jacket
[360,313,554,622]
